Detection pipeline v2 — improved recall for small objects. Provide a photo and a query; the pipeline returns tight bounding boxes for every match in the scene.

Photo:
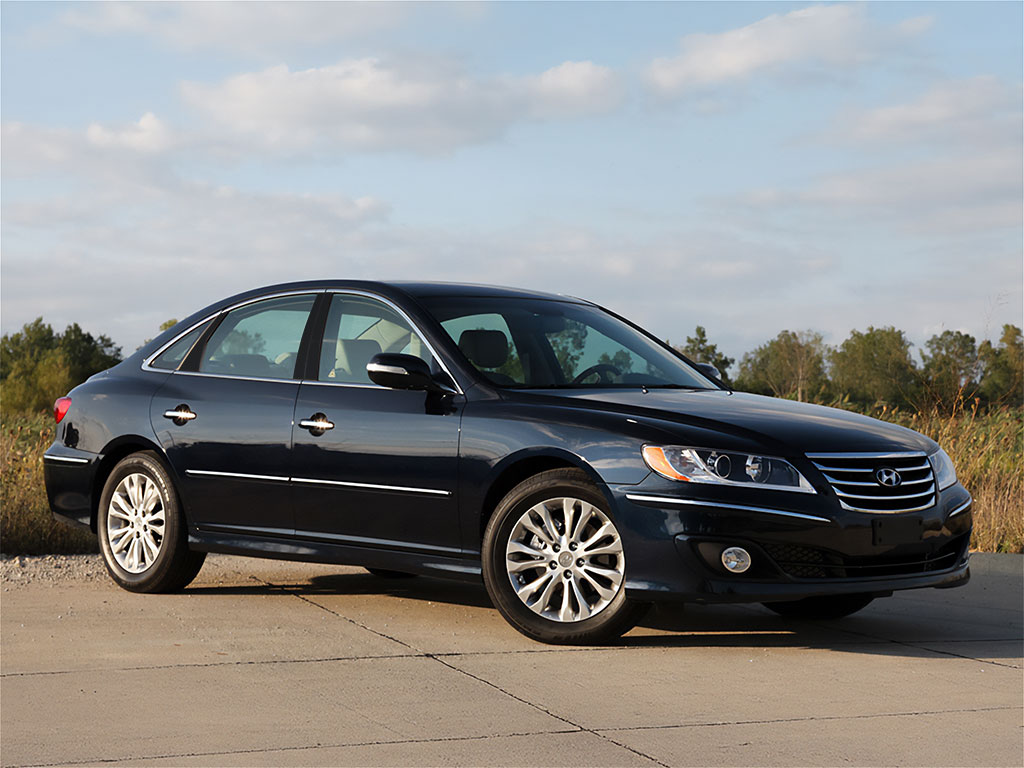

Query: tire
[97,451,205,593]
[366,568,416,579]
[482,468,648,645]
[763,593,875,619]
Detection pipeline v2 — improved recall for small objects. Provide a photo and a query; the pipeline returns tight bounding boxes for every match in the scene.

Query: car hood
[515,388,936,455]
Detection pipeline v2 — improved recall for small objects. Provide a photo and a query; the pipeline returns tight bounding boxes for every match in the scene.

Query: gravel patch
[1,554,108,588]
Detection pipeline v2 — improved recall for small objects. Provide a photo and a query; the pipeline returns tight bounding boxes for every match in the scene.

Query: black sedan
[44,281,972,644]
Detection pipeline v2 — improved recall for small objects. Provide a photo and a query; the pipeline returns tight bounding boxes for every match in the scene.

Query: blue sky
[2,2,1021,368]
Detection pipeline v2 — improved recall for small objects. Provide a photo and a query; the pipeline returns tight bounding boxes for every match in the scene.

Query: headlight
[928,448,957,491]
[642,446,815,493]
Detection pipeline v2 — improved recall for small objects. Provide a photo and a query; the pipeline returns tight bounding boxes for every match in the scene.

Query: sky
[2,1,1021,370]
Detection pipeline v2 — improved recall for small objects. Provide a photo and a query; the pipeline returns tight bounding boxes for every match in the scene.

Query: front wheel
[482,469,648,644]
[97,451,205,593]
[763,593,875,619]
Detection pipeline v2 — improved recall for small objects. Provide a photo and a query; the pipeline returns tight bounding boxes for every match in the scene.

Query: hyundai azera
[45,281,972,643]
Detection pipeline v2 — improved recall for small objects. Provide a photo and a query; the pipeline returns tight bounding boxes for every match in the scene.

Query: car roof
[218,280,592,305]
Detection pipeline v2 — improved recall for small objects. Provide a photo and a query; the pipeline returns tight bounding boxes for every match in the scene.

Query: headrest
[459,329,509,369]
[335,339,382,380]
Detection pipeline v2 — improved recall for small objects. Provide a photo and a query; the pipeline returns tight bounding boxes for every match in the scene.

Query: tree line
[674,324,1023,412]
[1,316,1021,419]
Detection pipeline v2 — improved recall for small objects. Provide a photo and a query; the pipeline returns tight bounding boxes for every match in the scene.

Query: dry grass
[1,413,97,555]
[893,406,1023,553]
[1,407,1021,555]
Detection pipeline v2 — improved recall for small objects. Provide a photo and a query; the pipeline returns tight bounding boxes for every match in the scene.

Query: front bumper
[611,478,972,604]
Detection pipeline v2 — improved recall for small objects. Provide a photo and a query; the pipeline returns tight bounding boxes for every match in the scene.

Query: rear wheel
[97,451,205,593]
[763,593,874,619]
[482,468,648,644]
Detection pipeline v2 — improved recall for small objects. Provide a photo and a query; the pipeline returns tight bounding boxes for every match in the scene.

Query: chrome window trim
[318,289,464,396]
[186,469,290,483]
[171,370,304,385]
[141,287,464,395]
[141,289,324,374]
[43,454,90,465]
[623,494,832,523]
[292,477,451,497]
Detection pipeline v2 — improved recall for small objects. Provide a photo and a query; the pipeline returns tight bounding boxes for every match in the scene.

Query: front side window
[199,295,316,379]
[421,296,716,390]
[318,294,435,384]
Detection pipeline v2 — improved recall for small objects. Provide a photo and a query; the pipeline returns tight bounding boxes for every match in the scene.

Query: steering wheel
[571,363,621,385]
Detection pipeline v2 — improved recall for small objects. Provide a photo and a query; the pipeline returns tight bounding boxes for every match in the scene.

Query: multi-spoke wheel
[107,473,166,573]
[482,468,648,644]
[98,451,205,593]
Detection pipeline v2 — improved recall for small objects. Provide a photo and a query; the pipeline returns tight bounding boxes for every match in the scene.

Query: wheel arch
[478,449,613,540]
[91,436,171,533]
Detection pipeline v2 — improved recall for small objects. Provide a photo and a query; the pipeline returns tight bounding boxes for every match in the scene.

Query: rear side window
[199,295,316,379]
[149,321,211,371]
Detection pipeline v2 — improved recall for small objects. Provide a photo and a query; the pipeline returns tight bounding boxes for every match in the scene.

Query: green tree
[920,330,979,411]
[159,318,178,332]
[673,326,735,386]
[979,324,1024,407]
[830,326,918,409]
[1,318,122,416]
[735,330,828,402]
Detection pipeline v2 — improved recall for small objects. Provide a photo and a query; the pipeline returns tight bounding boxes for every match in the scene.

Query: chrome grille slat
[809,452,937,514]
[822,475,933,488]
[833,484,935,501]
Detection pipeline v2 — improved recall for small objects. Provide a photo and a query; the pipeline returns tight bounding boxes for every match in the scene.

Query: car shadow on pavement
[184,570,1022,661]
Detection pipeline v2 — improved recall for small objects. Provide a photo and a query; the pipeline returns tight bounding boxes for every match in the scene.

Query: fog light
[721,547,751,573]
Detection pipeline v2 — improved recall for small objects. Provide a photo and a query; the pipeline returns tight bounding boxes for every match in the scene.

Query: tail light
[54,397,72,423]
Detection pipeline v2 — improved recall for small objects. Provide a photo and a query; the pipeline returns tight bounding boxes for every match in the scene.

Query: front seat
[458,330,516,385]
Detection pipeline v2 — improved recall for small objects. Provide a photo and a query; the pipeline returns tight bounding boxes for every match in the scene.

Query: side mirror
[695,362,723,382]
[367,353,457,395]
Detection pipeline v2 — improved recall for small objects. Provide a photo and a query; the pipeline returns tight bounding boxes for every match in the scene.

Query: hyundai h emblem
[875,468,902,487]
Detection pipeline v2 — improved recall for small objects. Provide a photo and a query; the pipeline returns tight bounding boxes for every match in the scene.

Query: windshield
[419,296,717,390]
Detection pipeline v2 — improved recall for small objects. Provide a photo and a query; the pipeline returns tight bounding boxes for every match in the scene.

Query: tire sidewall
[482,472,634,643]
[97,452,184,592]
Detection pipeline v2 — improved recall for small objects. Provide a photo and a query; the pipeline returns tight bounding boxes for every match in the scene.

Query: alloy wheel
[106,472,166,573]
[504,496,625,622]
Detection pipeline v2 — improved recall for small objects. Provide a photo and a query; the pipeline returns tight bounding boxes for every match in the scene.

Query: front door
[291,292,463,555]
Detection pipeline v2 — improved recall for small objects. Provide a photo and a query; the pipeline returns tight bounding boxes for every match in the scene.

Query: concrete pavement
[2,553,1021,767]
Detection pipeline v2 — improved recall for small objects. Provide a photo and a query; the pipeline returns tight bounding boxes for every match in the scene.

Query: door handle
[299,413,334,436]
[163,404,197,426]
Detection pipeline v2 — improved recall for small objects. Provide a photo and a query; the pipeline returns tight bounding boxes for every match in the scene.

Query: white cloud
[647,4,931,96]
[58,2,414,54]
[836,76,1022,144]
[86,112,174,153]
[181,58,622,153]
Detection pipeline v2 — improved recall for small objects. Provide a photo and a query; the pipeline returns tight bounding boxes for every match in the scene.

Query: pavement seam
[595,704,1023,733]
[7,728,586,768]
[262,576,669,768]
[6,635,1019,678]
[816,623,1023,670]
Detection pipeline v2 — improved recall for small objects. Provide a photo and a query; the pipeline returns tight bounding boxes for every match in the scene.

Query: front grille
[762,535,967,580]
[807,452,936,513]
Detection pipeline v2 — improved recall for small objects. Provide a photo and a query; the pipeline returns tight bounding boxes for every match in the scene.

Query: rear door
[291,292,463,555]
[151,292,318,535]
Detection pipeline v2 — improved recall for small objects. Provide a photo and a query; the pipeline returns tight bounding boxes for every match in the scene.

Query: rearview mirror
[695,362,723,382]
[367,353,456,394]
